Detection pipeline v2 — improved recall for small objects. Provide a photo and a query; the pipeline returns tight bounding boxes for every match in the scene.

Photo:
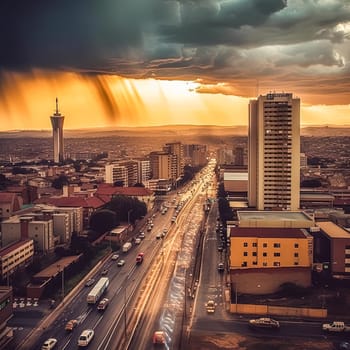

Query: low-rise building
[229,211,315,295]
[313,221,350,277]
[0,240,34,282]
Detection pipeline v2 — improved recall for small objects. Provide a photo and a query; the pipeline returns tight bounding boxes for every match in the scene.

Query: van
[78,329,94,347]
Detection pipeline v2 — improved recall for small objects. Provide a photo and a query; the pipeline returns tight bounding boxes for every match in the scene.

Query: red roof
[0,239,32,256]
[96,185,153,197]
[230,227,307,239]
[0,192,16,204]
[34,196,104,209]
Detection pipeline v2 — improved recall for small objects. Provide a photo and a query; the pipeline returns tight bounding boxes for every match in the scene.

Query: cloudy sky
[0,0,349,130]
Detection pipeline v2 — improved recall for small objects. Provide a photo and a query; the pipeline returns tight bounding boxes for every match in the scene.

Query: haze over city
[0,0,350,130]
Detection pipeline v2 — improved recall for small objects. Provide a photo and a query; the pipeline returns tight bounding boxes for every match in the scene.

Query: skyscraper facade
[248,92,300,211]
[50,98,65,163]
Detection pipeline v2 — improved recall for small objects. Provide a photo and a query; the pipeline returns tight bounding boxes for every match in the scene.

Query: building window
[274,252,280,257]
[243,252,248,256]
[294,253,299,258]
[263,262,267,267]
[294,243,299,248]
[294,262,299,266]
[263,252,267,257]
[252,243,257,247]
[273,262,280,266]
[242,262,247,267]
[252,261,257,265]
[263,243,267,248]
[243,242,248,247]
[252,252,257,257]
[273,243,280,248]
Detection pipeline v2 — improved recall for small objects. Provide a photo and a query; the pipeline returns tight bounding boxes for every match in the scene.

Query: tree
[89,209,118,234]
[105,195,147,224]
[133,182,145,187]
[52,175,69,189]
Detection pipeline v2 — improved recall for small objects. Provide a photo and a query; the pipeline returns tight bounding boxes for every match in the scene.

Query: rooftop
[230,227,308,239]
[317,221,350,239]
[238,211,313,222]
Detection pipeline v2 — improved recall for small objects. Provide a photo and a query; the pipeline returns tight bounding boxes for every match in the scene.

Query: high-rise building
[149,151,173,180]
[50,98,65,163]
[248,92,300,210]
[163,142,184,180]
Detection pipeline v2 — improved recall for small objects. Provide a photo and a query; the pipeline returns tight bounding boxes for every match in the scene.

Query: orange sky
[0,70,349,131]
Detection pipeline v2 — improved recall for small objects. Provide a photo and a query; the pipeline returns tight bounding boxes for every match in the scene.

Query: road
[13,192,179,350]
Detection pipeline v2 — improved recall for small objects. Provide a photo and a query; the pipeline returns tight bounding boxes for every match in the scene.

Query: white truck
[322,321,350,332]
[122,242,132,253]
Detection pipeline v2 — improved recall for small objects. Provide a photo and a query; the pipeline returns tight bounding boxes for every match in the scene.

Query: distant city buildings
[248,92,300,211]
[50,98,65,163]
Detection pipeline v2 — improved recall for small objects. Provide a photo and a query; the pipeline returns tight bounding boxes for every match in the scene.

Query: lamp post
[127,209,133,226]
[57,264,65,302]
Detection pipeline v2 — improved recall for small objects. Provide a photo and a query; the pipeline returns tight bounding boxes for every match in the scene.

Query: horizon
[2,123,350,132]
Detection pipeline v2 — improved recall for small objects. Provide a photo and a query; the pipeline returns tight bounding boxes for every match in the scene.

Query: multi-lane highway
[13,162,214,350]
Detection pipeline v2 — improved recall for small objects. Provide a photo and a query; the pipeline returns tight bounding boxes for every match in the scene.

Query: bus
[86,277,109,304]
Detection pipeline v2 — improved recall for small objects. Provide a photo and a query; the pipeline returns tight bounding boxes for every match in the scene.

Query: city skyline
[0,0,349,130]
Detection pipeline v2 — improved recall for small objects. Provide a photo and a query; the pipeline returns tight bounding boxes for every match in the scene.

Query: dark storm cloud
[0,0,349,104]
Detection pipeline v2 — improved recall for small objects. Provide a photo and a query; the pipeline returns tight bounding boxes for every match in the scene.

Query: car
[156,233,161,239]
[217,263,224,272]
[78,329,94,347]
[139,232,145,239]
[97,298,109,311]
[101,268,108,275]
[248,317,280,329]
[65,319,78,332]
[111,254,119,261]
[41,338,57,350]
[117,259,125,267]
[85,278,95,287]
[217,245,224,252]
[135,238,141,244]
[153,331,166,344]
[339,342,350,350]
[206,300,216,313]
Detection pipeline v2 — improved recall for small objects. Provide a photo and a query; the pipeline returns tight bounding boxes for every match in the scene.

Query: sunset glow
[0,70,349,131]
[1,1,349,131]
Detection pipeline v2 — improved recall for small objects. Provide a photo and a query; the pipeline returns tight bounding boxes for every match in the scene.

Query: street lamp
[57,264,65,302]
[127,209,133,226]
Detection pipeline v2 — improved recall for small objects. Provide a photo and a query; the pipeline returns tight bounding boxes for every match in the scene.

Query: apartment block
[0,240,34,280]
[248,92,300,210]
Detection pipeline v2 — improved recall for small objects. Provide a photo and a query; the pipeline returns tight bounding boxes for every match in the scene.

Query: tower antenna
[56,97,59,114]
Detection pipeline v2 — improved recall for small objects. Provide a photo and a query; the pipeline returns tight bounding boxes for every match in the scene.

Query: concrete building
[313,221,350,277]
[105,164,129,186]
[228,211,315,294]
[183,144,208,167]
[136,159,151,184]
[216,148,234,165]
[1,216,55,253]
[0,193,21,221]
[50,98,65,163]
[149,151,173,180]
[163,142,184,179]
[248,92,300,210]
[0,240,34,281]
